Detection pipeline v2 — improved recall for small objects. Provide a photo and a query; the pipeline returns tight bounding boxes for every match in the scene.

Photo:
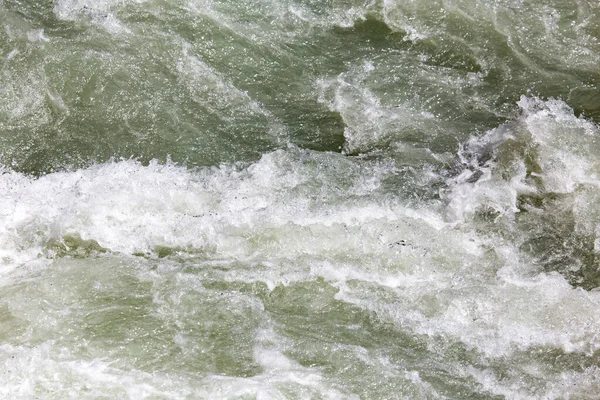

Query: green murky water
[0,0,599,398]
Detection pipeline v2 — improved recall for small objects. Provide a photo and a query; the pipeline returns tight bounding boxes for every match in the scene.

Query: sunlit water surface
[1,0,600,398]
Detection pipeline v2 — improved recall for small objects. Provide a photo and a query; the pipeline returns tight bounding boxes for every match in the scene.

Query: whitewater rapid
[1,0,600,398]
[0,96,599,398]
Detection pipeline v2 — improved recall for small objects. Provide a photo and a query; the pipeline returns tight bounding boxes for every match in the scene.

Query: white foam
[382,0,430,41]
[334,266,600,360]
[465,363,600,400]
[316,53,485,156]
[447,96,600,224]
[1,98,599,397]
[518,96,600,192]
[26,29,49,43]
[184,0,375,48]
[0,343,196,399]
[53,0,136,34]
[317,67,435,154]
[0,339,349,399]
[0,149,412,276]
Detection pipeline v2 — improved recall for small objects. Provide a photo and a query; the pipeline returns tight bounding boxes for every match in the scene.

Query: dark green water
[0,0,599,398]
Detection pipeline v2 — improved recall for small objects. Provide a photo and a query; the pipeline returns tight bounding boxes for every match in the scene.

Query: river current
[1,0,599,398]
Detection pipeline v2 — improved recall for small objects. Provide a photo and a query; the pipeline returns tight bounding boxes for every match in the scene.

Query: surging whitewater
[0,0,599,398]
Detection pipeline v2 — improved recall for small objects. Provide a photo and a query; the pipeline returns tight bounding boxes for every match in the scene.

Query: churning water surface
[0,0,599,398]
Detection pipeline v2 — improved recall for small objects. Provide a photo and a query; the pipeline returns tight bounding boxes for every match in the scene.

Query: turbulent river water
[1,0,600,398]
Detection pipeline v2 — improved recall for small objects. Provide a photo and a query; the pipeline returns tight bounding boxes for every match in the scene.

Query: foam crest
[2,0,599,397]
[0,340,352,399]
[198,325,355,399]
[0,254,361,398]
[53,0,134,33]
[333,268,600,393]
[0,343,196,398]
[448,96,600,224]
[317,62,432,154]
[0,149,413,265]
[518,96,600,192]
[465,364,600,400]
[381,0,431,42]
[316,54,489,156]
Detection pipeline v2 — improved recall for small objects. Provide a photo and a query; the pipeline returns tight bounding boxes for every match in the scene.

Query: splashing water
[0,0,599,398]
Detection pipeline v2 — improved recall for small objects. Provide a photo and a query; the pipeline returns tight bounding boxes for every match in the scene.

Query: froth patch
[0,149,405,263]
[53,0,133,34]
[0,343,194,398]
[448,96,600,223]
